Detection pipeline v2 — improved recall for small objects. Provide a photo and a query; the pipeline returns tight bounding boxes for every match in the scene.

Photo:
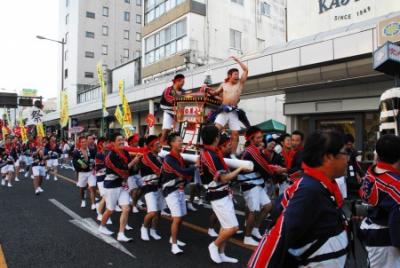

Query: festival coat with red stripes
[248,169,348,268]
[359,162,400,247]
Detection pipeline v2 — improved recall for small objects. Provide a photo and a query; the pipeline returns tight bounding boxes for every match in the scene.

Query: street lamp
[36,35,66,138]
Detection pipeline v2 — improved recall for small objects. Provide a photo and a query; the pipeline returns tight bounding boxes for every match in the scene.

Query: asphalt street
[0,167,368,268]
[0,168,252,268]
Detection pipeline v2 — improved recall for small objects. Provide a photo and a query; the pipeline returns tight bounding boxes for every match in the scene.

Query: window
[65,14,69,25]
[64,69,68,79]
[124,30,130,40]
[66,0,69,7]
[85,51,95,58]
[136,32,141,41]
[85,72,94,78]
[144,0,184,24]
[136,0,141,6]
[85,31,95,38]
[124,11,130,21]
[144,18,187,65]
[65,32,69,44]
[102,45,108,55]
[103,7,109,17]
[102,25,109,36]
[125,0,130,3]
[124,49,129,58]
[86,11,95,19]
[64,50,68,61]
[136,14,142,24]
[230,29,241,50]
[261,2,271,17]
[231,0,244,5]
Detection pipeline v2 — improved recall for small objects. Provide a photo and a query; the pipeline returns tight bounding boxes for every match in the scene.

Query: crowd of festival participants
[0,57,398,267]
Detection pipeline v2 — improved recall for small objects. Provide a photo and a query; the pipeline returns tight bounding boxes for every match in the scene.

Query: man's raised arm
[231,56,248,84]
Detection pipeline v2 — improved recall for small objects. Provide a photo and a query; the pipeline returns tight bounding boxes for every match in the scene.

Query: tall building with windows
[142,0,286,82]
[59,0,143,106]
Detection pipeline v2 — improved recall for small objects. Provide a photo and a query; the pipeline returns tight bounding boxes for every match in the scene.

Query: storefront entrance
[297,112,379,162]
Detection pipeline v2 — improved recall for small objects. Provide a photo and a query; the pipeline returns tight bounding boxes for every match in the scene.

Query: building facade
[59,0,143,107]
[287,0,400,40]
[141,0,286,82]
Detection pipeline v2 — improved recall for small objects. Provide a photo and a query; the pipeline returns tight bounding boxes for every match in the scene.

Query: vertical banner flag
[96,63,108,116]
[36,122,45,138]
[26,106,44,126]
[114,105,124,126]
[118,80,133,137]
[60,91,69,127]
[19,119,28,143]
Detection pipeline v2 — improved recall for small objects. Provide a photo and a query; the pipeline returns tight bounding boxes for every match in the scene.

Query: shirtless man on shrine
[210,56,249,157]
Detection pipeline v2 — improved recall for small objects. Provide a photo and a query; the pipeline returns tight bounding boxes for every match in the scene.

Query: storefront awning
[255,119,286,133]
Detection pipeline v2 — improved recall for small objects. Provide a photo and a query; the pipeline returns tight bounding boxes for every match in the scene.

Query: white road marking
[49,198,136,259]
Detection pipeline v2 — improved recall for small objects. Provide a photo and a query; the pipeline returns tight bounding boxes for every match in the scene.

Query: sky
[0,0,59,100]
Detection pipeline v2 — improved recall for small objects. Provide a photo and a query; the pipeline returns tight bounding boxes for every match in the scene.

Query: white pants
[144,190,164,213]
[366,246,400,268]
[47,159,59,168]
[32,166,46,177]
[165,190,187,217]
[76,172,96,188]
[104,187,130,211]
[215,111,241,131]
[211,195,239,229]
[162,111,175,130]
[127,175,142,191]
[97,181,105,197]
[1,165,14,174]
[243,185,271,212]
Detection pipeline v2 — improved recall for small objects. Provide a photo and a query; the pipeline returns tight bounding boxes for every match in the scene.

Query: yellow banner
[123,126,133,138]
[2,126,9,140]
[114,105,124,126]
[96,63,107,115]
[122,96,132,126]
[19,119,28,143]
[60,91,69,127]
[36,122,45,138]
[118,80,125,100]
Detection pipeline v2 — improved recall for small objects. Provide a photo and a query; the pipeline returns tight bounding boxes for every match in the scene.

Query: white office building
[287,0,400,40]
[141,0,287,82]
[59,0,143,107]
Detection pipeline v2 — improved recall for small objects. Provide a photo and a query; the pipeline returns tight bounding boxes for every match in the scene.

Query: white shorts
[162,111,174,130]
[62,154,69,159]
[165,190,187,217]
[97,181,105,197]
[32,166,46,177]
[76,172,97,188]
[243,185,271,212]
[145,190,164,213]
[1,165,14,174]
[215,111,241,131]
[104,187,130,211]
[127,175,142,191]
[211,195,239,229]
[47,159,59,168]
[366,246,400,268]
